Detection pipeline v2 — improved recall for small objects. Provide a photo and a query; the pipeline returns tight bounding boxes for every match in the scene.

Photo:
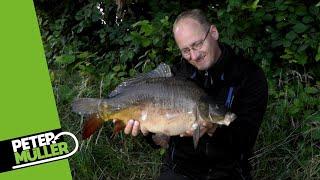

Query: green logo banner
[0,1,73,179]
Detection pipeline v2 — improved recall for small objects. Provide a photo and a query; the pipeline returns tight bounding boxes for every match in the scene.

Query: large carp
[72,63,236,147]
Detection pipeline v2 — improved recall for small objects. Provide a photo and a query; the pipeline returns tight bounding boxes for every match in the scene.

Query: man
[124,9,268,180]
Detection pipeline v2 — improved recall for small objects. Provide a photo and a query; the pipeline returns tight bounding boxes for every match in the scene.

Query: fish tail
[72,98,102,115]
[83,113,104,139]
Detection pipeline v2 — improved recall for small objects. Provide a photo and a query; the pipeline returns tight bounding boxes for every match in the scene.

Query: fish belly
[137,104,195,136]
[106,103,196,136]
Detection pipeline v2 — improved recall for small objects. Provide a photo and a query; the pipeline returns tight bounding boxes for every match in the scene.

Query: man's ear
[210,25,219,40]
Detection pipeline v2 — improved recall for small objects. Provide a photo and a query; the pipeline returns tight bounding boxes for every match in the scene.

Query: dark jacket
[153,44,268,180]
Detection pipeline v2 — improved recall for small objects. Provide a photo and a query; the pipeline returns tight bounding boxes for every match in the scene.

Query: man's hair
[173,9,211,32]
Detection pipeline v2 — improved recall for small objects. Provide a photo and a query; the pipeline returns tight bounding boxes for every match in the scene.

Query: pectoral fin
[111,119,125,139]
[192,105,201,149]
[83,113,104,139]
[192,123,200,149]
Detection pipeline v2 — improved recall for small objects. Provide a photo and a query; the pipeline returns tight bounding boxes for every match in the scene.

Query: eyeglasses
[180,27,211,58]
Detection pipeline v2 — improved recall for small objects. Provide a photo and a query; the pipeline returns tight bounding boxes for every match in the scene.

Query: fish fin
[193,124,200,149]
[192,105,201,149]
[110,119,125,139]
[72,98,102,115]
[108,63,172,97]
[82,113,104,139]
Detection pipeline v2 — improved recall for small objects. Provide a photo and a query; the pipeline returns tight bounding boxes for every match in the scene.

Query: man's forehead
[173,18,208,49]
[174,18,202,33]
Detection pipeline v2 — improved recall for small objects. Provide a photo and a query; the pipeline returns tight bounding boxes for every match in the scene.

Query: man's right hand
[123,119,149,136]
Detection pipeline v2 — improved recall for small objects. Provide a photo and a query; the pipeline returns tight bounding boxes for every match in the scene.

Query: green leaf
[263,14,273,21]
[302,16,313,24]
[295,6,307,16]
[305,87,319,94]
[297,44,309,52]
[160,148,166,156]
[112,65,121,72]
[132,20,149,28]
[294,53,308,65]
[77,51,90,59]
[292,23,308,33]
[277,4,288,11]
[282,39,291,47]
[141,23,153,36]
[280,54,292,59]
[285,31,297,41]
[250,0,260,10]
[316,45,320,62]
[141,38,152,47]
[58,85,74,102]
[129,69,136,77]
[271,40,282,48]
[55,54,76,65]
[117,71,127,77]
[275,12,286,22]
[229,0,241,7]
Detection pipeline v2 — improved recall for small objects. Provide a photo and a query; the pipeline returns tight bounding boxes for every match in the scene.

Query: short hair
[173,9,211,32]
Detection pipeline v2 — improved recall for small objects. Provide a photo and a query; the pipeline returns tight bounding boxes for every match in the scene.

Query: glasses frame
[180,26,211,58]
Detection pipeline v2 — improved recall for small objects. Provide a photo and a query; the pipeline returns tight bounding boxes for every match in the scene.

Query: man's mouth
[196,54,206,63]
[196,55,206,63]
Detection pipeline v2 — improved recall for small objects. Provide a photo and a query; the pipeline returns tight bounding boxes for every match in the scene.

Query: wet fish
[72,63,236,148]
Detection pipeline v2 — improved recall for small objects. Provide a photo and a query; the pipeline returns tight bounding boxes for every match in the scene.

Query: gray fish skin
[106,77,207,114]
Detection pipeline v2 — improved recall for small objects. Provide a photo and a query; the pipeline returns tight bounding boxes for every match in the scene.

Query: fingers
[202,122,217,136]
[152,134,170,148]
[201,121,212,128]
[124,119,134,135]
[207,124,217,136]
[131,121,140,136]
[124,119,143,136]
[180,130,192,137]
[179,121,217,138]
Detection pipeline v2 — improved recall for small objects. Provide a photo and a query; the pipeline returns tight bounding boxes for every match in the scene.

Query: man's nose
[190,49,200,61]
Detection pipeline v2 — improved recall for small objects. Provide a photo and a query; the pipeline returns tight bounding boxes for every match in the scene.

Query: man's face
[173,18,221,70]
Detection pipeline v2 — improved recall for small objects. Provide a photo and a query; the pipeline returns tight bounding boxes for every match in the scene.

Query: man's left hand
[180,121,217,137]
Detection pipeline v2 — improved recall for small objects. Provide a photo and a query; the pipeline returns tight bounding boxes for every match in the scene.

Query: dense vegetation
[35,0,320,179]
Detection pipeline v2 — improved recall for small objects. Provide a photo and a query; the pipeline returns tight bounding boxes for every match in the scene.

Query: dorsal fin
[108,63,172,97]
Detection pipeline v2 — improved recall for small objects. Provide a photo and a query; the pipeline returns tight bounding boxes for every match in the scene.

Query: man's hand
[152,134,170,148]
[123,119,149,136]
[123,119,170,147]
[180,121,217,137]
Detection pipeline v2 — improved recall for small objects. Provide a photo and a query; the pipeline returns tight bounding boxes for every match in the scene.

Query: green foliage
[35,0,320,179]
